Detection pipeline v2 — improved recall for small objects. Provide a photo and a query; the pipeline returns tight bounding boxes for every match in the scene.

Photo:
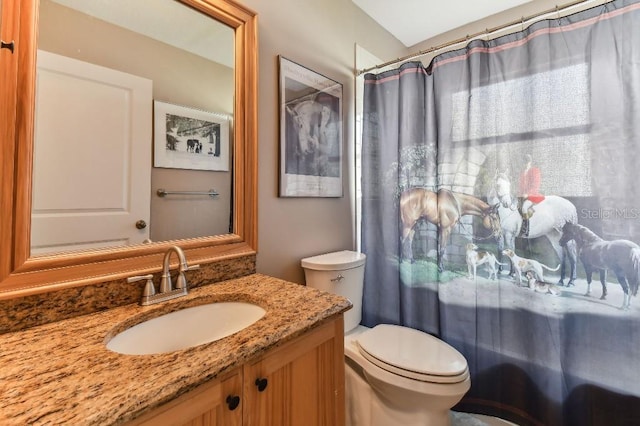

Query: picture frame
[278,56,343,197]
[153,100,230,171]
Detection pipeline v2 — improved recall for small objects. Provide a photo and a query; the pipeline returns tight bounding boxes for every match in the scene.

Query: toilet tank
[301,250,366,333]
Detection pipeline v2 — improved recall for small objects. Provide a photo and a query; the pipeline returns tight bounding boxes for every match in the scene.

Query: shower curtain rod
[356,0,611,76]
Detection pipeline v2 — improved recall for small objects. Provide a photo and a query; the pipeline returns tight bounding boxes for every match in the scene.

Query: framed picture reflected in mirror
[154,100,230,171]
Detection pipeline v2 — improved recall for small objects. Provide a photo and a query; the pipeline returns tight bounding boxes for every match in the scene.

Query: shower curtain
[360,1,640,425]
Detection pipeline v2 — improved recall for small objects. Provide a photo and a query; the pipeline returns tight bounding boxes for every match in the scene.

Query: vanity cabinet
[128,315,345,426]
[128,368,243,426]
[243,316,345,426]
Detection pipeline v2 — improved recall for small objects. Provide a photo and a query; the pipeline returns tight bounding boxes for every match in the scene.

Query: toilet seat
[355,324,469,384]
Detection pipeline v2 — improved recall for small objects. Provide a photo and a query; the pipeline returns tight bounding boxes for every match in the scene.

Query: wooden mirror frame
[0,0,257,300]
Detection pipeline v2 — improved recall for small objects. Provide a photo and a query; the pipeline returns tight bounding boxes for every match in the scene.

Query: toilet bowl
[301,250,471,426]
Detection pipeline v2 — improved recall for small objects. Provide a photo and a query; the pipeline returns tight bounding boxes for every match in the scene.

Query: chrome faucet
[128,246,199,305]
[160,246,190,292]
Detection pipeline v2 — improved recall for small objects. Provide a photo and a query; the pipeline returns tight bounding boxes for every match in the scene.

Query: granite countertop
[0,273,351,425]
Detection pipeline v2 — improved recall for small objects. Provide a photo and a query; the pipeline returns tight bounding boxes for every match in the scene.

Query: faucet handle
[174,264,200,290]
[159,273,172,293]
[127,274,156,297]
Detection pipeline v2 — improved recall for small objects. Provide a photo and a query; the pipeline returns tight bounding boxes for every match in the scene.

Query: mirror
[33,0,234,255]
[0,0,257,297]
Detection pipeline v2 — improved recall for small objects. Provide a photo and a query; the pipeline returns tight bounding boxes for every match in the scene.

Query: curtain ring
[521,16,525,32]
[485,28,490,42]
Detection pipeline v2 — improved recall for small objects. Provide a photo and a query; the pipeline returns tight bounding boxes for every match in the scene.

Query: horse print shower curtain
[360,1,640,424]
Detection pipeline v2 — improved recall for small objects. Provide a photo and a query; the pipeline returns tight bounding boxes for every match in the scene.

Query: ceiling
[352,0,534,47]
[50,0,234,67]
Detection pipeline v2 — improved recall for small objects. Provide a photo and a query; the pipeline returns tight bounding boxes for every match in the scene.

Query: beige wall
[241,0,406,284]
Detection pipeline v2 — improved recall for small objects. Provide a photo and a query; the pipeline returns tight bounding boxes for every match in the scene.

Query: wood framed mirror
[0,0,257,299]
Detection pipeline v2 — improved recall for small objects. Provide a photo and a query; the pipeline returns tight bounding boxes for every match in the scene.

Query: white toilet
[301,250,471,426]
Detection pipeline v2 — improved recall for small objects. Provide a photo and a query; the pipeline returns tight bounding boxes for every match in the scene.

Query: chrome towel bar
[156,188,219,198]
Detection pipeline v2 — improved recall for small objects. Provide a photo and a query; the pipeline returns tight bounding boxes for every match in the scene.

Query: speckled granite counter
[0,274,351,425]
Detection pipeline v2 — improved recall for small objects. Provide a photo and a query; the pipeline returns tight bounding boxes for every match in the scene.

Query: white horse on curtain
[488,170,578,285]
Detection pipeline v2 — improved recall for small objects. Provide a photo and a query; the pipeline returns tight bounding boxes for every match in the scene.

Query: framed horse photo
[278,56,343,197]
[153,101,231,171]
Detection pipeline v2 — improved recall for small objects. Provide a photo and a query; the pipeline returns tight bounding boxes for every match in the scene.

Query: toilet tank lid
[301,250,366,271]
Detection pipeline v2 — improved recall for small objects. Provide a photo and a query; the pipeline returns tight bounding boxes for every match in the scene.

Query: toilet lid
[356,324,469,384]
[301,250,366,271]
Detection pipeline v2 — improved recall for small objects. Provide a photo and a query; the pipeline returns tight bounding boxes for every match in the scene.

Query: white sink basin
[106,302,266,355]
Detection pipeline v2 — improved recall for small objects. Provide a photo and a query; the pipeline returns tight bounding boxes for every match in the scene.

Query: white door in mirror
[106,302,265,355]
[31,50,152,254]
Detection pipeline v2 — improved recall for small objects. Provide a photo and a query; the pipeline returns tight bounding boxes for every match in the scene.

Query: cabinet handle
[226,395,240,411]
[255,377,268,392]
[1,40,15,53]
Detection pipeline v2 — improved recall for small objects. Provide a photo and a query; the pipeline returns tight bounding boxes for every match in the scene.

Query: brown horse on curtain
[559,222,640,310]
[400,188,501,272]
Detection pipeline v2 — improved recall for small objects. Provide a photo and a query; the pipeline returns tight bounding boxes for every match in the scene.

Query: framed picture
[278,56,343,197]
[153,101,230,171]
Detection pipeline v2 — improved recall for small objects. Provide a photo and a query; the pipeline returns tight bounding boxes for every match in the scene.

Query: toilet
[301,250,471,426]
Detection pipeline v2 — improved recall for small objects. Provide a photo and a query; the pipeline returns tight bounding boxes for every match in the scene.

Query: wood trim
[331,315,346,426]
[0,0,21,279]
[0,0,258,299]
[0,241,254,299]
[13,0,37,271]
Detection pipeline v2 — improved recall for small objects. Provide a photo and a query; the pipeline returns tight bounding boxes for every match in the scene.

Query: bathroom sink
[106,302,266,355]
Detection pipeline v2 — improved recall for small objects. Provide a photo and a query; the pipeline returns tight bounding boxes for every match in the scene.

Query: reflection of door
[31,50,152,255]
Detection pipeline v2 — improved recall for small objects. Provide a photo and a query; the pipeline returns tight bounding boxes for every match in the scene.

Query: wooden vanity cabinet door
[128,368,242,426]
[243,315,346,426]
